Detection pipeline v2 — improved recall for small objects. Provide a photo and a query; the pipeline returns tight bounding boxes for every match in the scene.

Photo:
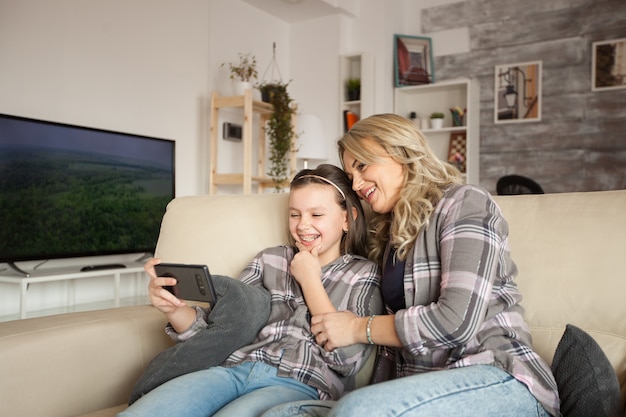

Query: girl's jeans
[118,361,319,417]
[262,365,551,417]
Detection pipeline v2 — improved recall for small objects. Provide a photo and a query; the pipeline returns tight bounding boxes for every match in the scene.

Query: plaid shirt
[211,246,383,400]
[390,185,560,417]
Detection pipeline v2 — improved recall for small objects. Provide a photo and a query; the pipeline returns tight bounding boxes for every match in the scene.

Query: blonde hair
[338,113,462,264]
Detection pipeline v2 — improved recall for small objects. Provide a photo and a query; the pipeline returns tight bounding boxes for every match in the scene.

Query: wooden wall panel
[421,0,626,193]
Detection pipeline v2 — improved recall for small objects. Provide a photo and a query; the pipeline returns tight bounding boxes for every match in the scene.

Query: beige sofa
[1,190,625,417]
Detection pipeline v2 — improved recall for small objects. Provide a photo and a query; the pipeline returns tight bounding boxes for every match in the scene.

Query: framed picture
[592,38,626,91]
[494,61,542,124]
[448,131,467,173]
[394,34,434,87]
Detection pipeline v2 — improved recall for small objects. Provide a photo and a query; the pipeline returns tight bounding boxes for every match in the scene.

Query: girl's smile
[288,183,349,266]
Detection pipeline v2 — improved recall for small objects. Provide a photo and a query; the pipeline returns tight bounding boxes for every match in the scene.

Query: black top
[382,246,406,313]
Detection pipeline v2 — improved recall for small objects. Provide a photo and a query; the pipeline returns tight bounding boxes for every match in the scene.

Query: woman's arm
[311,261,393,350]
[311,306,403,351]
[395,186,507,353]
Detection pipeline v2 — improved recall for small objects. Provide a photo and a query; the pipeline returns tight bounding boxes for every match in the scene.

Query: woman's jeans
[118,361,319,417]
[262,365,551,417]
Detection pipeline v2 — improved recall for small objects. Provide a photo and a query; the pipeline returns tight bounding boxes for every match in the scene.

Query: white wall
[206,0,291,191]
[0,0,292,316]
[0,0,212,197]
[0,0,469,317]
[0,0,468,195]
[290,15,342,167]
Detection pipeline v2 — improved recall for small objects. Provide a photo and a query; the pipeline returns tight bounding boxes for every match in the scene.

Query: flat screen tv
[0,113,175,271]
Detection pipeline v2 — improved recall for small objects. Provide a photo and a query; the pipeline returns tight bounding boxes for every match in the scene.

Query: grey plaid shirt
[179,246,383,401]
[391,184,559,416]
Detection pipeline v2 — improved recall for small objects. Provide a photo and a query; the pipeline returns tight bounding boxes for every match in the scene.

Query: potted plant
[258,80,297,190]
[222,53,258,95]
[430,112,445,129]
[346,78,361,101]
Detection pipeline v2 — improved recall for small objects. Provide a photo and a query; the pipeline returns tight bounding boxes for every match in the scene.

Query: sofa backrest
[0,306,171,416]
[493,190,626,406]
[155,190,626,405]
[156,193,290,277]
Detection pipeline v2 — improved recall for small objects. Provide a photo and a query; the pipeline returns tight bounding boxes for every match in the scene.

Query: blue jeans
[118,361,319,417]
[262,365,551,417]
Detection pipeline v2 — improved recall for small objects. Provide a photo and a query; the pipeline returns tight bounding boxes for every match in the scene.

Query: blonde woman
[264,114,559,417]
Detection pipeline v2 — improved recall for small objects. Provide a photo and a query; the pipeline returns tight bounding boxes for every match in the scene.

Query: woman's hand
[145,258,186,314]
[311,310,364,351]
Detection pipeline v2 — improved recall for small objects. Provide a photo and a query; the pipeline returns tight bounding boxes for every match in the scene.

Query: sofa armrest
[0,305,172,417]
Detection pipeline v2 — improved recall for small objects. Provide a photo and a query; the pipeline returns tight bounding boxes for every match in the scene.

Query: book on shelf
[343,110,360,132]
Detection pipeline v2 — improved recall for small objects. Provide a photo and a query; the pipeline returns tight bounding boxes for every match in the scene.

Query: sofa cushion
[551,324,621,417]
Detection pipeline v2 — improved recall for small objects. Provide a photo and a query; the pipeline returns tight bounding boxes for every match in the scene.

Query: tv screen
[0,113,175,266]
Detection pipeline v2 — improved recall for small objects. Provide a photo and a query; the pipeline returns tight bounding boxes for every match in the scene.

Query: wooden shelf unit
[209,89,297,194]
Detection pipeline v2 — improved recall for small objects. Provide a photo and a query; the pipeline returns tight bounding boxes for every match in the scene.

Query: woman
[267,114,559,417]
[118,164,383,417]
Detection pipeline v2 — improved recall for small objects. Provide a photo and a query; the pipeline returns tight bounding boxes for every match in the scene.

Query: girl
[119,164,383,417]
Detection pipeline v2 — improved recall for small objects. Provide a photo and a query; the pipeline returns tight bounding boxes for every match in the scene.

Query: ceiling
[241,0,357,23]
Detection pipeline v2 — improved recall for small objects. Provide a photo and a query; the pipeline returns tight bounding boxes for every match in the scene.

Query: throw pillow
[550,324,622,417]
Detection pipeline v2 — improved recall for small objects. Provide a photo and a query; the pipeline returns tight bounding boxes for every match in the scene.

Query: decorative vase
[234,81,252,96]
[260,83,283,103]
[450,110,464,126]
[430,118,444,129]
[347,89,360,101]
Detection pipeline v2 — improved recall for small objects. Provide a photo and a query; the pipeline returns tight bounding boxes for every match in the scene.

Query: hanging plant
[258,80,297,190]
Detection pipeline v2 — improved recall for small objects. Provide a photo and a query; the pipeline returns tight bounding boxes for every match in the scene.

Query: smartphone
[154,263,217,304]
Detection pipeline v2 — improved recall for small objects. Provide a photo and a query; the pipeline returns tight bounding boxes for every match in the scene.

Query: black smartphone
[154,263,217,304]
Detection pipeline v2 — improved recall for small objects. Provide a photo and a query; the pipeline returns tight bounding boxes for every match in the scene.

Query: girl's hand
[145,258,186,314]
[291,242,322,285]
[311,310,362,351]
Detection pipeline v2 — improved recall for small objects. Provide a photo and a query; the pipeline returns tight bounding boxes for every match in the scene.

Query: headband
[298,174,346,201]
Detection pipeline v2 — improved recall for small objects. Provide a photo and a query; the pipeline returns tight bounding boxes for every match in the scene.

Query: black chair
[496,175,544,195]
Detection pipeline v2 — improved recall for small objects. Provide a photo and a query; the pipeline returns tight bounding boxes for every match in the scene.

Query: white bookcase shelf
[0,263,146,320]
[339,54,374,135]
[394,79,480,185]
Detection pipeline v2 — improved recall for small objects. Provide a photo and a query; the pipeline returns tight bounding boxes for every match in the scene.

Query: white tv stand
[0,263,146,319]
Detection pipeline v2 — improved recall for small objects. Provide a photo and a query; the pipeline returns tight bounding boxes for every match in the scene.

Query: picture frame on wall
[494,61,542,124]
[394,34,434,87]
[592,38,626,91]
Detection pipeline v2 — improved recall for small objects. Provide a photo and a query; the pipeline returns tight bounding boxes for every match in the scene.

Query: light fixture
[504,84,517,108]
[297,114,327,169]
[499,66,532,109]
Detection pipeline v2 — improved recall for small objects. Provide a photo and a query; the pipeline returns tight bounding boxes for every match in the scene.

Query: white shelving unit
[394,78,480,185]
[0,263,146,320]
[339,53,374,135]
